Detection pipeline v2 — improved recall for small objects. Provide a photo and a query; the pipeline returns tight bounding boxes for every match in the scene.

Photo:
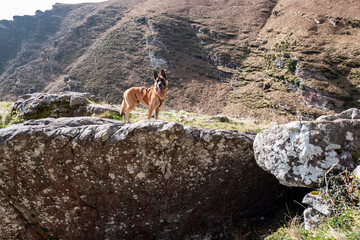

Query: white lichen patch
[126,165,136,174]
[108,173,115,180]
[136,172,146,180]
[346,131,354,141]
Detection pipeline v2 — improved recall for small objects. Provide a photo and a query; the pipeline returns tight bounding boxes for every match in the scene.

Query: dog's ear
[154,71,158,80]
[161,69,166,79]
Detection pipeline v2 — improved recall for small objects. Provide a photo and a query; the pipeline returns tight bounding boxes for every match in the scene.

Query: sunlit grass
[110,106,274,133]
[0,102,24,128]
[1,101,275,133]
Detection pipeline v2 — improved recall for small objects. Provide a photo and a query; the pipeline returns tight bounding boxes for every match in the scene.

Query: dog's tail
[119,99,125,117]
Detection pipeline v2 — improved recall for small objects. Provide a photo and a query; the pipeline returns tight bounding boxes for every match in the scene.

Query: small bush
[285,59,297,73]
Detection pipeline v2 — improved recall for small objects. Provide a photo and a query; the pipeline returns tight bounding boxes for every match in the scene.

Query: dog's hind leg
[124,101,136,124]
[119,100,126,117]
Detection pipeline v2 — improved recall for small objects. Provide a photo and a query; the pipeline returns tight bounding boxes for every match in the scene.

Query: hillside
[0,0,359,123]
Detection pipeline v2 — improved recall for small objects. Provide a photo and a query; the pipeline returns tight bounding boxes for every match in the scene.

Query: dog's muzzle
[157,83,165,95]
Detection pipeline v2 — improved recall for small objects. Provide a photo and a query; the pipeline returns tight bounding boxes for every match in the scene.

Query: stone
[0,118,288,239]
[316,108,360,121]
[353,165,360,182]
[254,109,358,188]
[12,92,99,119]
[69,94,90,108]
[303,207,321,230]
[302,192,330,215]
[210,115,231,123]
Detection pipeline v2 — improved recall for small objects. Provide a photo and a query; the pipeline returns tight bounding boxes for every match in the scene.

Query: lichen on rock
[254,108,359,188]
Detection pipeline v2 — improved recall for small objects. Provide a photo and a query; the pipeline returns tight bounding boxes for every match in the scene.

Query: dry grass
[103,105,273,133]
[0,102,23,128]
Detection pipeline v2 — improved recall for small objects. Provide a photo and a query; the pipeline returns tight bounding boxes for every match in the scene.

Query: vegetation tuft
[266,169,360,240]
[0,102,24,128]
[285,59,297,73]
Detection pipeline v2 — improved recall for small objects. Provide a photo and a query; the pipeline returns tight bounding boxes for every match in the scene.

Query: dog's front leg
[147,104,155,120]
[155,108,160,120]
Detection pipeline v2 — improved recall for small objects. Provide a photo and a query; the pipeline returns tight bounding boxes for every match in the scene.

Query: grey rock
[304,207,321,230]
[254,109,358,187]
[69,94,90,108]
[0,118,287,239]
[210,115,231,123]
[274,58,285,69]
[12,92,99,119]
[302,192,330,215]
[316,108,360,121]
[353,165,360,182]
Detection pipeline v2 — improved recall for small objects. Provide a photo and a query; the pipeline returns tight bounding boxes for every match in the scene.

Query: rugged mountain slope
[0,0,359,122]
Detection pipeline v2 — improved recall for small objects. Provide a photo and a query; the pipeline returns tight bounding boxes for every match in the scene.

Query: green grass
[91,110,123,121]
[266,170,360,240]
[0,102,24,128]
[267,208,360,240]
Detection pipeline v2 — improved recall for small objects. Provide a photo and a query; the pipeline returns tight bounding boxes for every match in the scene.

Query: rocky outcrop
[0,118,287,239]
[300,86,345,111]
[254,108,359,188]
[295,63,345,110]
[11,92,120,119]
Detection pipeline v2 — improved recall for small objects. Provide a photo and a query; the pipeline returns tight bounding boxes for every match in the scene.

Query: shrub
[285,59,297,73]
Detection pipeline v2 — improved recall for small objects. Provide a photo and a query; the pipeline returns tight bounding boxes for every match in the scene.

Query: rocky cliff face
[0,118,288,239]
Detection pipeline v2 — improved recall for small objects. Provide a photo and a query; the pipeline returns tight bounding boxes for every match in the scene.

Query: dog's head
[154,69,168,95]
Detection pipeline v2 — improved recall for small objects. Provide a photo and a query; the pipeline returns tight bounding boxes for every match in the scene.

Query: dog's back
[120,87,147,116]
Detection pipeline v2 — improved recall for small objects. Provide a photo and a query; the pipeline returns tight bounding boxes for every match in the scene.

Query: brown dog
[120,69,168,123]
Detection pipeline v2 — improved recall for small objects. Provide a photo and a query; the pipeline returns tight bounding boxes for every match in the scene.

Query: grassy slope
[254,0,360,109]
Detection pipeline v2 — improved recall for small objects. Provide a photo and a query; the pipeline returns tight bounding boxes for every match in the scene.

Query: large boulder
[11,92,119,119]
[254,108,359,188]
[0,118,287,239]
